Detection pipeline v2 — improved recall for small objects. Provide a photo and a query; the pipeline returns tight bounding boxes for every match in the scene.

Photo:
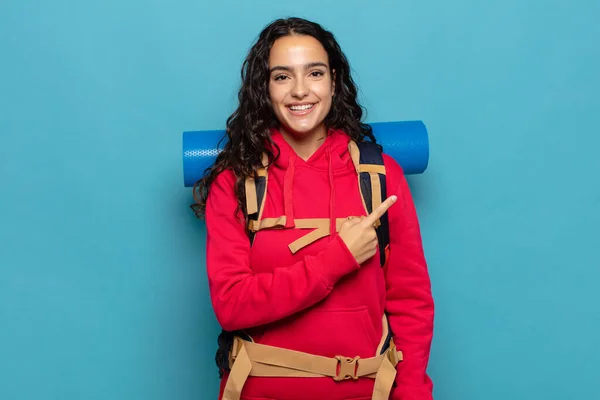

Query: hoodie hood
[268,128,353,172]
[267,128,354,240]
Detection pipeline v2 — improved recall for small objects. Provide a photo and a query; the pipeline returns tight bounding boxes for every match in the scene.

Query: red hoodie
[205,128,434,400]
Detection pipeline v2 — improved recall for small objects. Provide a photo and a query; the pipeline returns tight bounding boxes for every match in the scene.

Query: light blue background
[1,1,599,399]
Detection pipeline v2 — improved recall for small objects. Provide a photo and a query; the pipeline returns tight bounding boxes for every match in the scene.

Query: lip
[286,102,316,117]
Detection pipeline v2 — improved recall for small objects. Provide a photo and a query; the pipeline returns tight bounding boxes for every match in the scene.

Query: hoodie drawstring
[327,146,336,241]
[283,150,296,228]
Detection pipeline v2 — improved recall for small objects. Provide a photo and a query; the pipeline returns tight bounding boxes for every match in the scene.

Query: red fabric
[205,129,434,400]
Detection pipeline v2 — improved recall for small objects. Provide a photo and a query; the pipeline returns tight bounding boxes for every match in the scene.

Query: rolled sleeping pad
[182,120,429,187]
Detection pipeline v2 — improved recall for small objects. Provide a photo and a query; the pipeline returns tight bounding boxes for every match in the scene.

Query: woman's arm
[205,170,360,331]
[383,155,435,400]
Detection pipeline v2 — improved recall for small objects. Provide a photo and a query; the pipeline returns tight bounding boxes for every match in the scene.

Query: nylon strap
[246,154,269,227]
[222,337,402,400]
[249,217,352,253]
[358,164,386,175]
[348,141,370,217]
[288,218,347,253]
[370,172,382,228]
[248,216,287,232]
[244,177,258,216]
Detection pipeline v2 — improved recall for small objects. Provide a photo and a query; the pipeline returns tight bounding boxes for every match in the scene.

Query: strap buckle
[334,355,360,381]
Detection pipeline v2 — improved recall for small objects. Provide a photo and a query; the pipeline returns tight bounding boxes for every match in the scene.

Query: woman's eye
[310,70,324,77]
[274,75,288,81]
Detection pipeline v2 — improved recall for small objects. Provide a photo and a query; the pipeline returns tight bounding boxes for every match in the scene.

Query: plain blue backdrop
[1,1,599,399]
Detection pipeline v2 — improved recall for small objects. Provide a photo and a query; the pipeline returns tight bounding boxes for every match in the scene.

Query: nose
[291,76,308,99]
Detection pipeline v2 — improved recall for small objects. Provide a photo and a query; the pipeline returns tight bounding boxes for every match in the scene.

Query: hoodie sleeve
[204,170,360,332]
[383,155,435,400]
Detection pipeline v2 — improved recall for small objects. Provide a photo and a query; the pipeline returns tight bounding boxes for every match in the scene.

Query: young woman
[193,17,434,400]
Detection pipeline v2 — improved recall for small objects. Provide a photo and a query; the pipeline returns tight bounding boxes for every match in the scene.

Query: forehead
[268,35,329,67]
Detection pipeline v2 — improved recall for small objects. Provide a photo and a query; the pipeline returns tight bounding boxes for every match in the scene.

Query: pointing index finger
[362,195,398,227]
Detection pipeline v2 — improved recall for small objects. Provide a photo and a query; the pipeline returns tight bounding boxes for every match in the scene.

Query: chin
[280,116,327,136]
[283,122,324,137]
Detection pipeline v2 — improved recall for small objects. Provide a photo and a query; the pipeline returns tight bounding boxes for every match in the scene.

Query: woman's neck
[279,124,328,161]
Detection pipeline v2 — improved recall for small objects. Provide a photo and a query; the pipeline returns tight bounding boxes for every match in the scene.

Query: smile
[286,103,316,116]
[288,103,315,111]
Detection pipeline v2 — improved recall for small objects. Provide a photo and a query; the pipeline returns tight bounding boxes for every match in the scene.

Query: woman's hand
[338,195,397,265]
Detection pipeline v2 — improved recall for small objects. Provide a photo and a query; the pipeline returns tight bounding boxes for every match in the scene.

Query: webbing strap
[358,164,386,174]
[222,344,252,400]
[372,355,398,400]
[348,140,361,172]
[370,172,382,228]
[348,141,371,218]
[347,141,386,226]
[350,140,389,267]
[244,178,258,216]
[222,337,402,400]
[244,172,267,216]
[246,154,269,237]
[248,216,287,232]
[249,217,351,253]
[288,218,347,253]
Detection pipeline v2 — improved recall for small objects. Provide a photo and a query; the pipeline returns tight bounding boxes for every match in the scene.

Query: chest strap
[248,217,351,253]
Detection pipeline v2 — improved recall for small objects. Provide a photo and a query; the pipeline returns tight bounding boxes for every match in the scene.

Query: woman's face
[268,34,335,140]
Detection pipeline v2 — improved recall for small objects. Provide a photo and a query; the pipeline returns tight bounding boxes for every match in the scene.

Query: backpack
[214,140,390,377]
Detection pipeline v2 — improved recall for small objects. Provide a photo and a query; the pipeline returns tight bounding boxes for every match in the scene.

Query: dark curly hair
[191,17,376,220]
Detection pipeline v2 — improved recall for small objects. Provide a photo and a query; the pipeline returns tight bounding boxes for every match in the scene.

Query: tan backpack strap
[348,141,386,227]
[358,164,386,174]
[245,177,258,216]
[369,172,383,228]
[287,218,348,254]
[222,336,402,400]
[222,341,252,400]
[246,154,270,233]
[348,140,361,173]
[248,216,287,232]
[348,141,370,214]
[256,154,269,224]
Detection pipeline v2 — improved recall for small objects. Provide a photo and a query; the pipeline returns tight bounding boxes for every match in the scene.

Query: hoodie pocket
[358,308,379,348]
[258,305,380,358]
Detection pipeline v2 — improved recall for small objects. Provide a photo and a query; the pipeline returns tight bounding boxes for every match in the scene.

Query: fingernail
[391,195,397,202]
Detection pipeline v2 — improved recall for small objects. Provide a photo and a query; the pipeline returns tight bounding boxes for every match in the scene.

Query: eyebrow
[269,62,329,74]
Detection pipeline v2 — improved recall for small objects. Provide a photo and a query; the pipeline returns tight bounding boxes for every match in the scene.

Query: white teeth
[289,104,314,111]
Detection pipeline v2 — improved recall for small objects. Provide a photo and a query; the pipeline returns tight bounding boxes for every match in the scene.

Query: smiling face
[268,34,335,141]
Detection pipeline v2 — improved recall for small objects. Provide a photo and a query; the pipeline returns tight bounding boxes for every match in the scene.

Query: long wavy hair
[191,17,376,220]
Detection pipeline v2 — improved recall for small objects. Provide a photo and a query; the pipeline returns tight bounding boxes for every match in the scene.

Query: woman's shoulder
[207,168,237,200]
[381,153,405,180]
[213,168,236,185]
[205,168,240,216]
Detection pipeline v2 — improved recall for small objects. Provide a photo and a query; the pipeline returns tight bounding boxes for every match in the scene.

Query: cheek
[314,81,333,101]
[316,83,334,112]
[269,84,285,105]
